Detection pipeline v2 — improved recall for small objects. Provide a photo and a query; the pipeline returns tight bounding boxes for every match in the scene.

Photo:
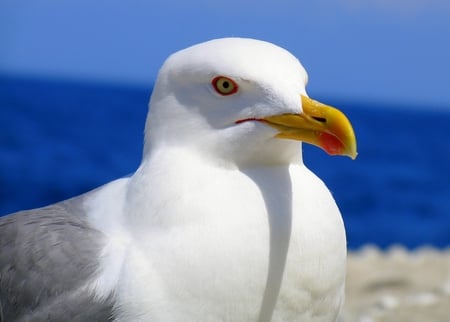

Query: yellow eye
[212,76,238,96]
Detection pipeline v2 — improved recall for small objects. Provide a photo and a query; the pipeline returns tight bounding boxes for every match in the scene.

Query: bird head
[144,38,357,166]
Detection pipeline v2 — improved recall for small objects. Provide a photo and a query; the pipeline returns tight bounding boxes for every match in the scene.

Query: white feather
[85,38,346,322]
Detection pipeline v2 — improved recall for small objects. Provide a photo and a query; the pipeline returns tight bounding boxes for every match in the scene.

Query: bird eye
[212,76,238,96]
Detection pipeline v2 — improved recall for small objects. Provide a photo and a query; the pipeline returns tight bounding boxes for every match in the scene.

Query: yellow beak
[262,95,357,159]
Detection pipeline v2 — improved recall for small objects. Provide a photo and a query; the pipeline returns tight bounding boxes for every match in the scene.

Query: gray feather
[0,196,114,321]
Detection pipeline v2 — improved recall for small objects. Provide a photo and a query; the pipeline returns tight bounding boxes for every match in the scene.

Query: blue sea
[1,75,449,249]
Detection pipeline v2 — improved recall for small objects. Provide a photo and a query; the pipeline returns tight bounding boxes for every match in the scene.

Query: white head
[144,38,356,167]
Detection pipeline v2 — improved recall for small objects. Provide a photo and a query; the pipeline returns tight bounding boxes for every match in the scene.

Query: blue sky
[1,0,449,107]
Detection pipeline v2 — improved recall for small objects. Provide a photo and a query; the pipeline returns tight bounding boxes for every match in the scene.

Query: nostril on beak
[312,116,327,123]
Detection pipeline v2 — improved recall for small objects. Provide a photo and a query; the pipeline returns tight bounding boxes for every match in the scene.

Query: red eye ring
[212,76,238,96]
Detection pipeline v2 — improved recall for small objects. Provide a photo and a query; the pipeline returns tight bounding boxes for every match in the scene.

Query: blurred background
[1,0,449,249]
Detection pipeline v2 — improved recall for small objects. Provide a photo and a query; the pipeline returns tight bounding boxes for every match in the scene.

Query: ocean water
[1,75,449,249]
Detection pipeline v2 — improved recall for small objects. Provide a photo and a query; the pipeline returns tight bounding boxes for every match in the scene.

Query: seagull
[0,38,356,322]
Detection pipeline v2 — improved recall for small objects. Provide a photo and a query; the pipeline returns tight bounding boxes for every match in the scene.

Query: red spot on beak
[318,132,345,156]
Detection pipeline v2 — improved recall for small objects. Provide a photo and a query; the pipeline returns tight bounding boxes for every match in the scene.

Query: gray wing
[0,196,114,322]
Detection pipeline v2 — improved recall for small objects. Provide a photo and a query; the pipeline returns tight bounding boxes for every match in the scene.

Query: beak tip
[349,151,358,160]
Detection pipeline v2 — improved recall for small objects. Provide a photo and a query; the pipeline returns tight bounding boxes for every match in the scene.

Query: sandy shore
[341,246,450,322]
